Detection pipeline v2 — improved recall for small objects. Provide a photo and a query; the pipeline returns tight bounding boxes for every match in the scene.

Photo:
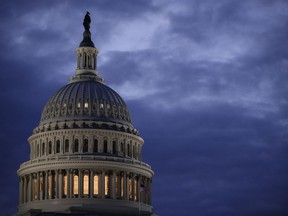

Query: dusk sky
[1,0,288,215]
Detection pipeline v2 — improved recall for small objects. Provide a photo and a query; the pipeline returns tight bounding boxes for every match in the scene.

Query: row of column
[31,137,141,160]
[19,169,152,205]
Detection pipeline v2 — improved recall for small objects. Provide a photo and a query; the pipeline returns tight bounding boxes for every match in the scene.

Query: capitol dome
[40,79,133,130]
[16,12,154,216]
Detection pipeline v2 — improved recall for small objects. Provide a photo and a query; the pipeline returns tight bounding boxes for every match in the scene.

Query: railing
[20,155,151,169]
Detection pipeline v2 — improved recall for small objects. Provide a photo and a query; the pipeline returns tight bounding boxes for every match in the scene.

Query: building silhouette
[15,13,154,216]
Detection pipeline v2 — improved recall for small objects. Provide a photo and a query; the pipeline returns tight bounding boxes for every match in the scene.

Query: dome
[39,79,133,128]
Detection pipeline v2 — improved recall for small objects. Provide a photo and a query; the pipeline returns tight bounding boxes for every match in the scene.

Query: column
[67,169,71,198]
[59,170,63,199]
[148,178,152,204]
[101,171,105,199]
[136,175,140,202]
[45,171,48,200]
[36,172,40,200]
[28,174,32,202]
[89,169,94,198]
[55,170,59,199]
[123,172,128,200]
[23,176,27,203]
[111,171,116,199]
[132,174,135,201]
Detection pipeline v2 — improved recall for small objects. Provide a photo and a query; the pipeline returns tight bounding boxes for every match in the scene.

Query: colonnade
[19,169,152,205]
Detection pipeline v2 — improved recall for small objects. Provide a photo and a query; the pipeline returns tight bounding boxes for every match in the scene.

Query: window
[83,139,88,153]
[48,141,52,154]
[93,139,98,153]
[42,142,45,156]
[84,102,89,109]
[74,139,79,152]
[129,177,133,200]
[83,173,89,195]
[32,177,37,200]
[103,140,108,153]
[63,174,67,197]
[94,175,99,195]
[39,175,43,199]
[105,174,109,196]
[65,139,69,153]
[113,141,117,154]
[73,175,79,195]
[56,140,60,153]
[121,142,124,153]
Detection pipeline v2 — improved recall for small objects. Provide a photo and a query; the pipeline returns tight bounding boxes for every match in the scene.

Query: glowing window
[73,175,78,195]
[32,178,37,200]
[94,175,99,195]
[129,177,133,199]
[100,103,104,109]
[105,174,109,196]
[83,174,89,195]
[77,102,81,109]
[84,102,89,109]
[63,175,67,196]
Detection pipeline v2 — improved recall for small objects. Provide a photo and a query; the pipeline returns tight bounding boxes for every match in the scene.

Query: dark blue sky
[1,0,288,215]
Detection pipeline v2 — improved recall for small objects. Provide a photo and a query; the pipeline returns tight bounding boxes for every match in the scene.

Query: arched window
[48,141,52,154]
[73,174,79,196]
[83,172,89,195]
[121,142,124,153]
[42,142,45,156]
[65,139,69,153]
[83,139,88,153]
[94,174,99,195]
[105,174,109,197]
[112,141,117,154]
[63,173,67,197]
[93,139,98,153]
[74,139,79,153]
[103,140,108,153]
[56,140,60,153]
[127,144,130,157]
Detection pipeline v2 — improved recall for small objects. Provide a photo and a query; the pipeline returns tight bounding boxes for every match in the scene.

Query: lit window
[100,103,104,109]
[94,175,99,195]
[63,175,67,196]
[73,175,78,195]
[105,174,109,196]
[129,177,133,200]
[84,102,89,109]
[83,174,89,195]
[77,102,81,108]
[32,177,37,200]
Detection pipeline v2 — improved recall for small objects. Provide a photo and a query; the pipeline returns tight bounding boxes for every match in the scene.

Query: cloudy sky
[1,0,288,215]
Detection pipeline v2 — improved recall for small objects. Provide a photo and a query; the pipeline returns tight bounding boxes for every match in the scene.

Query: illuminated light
[105,175,109,196]
[63,175,67,196]
[84,102,89,109]
[83,174,89,195]
[94,175,99,195]
[73,175,78,195]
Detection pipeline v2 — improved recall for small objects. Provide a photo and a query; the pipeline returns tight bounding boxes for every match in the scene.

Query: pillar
[101,171,105,199]
[111,171,116,199]
[59,170,63,199]
[44,171,48,200]
[89,169,94,198]
[19,177,22,204]
[123,172,128,200]
[79,169,83,198]
[132,174,135,201]
[23,176,27,203]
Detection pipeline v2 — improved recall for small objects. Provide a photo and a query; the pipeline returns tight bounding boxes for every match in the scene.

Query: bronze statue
[83,11,91,30]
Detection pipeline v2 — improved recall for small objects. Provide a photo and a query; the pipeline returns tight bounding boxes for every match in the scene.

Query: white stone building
[15,13,154,216]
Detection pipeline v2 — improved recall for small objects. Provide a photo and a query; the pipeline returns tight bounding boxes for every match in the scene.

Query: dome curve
[39,80,133,127]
